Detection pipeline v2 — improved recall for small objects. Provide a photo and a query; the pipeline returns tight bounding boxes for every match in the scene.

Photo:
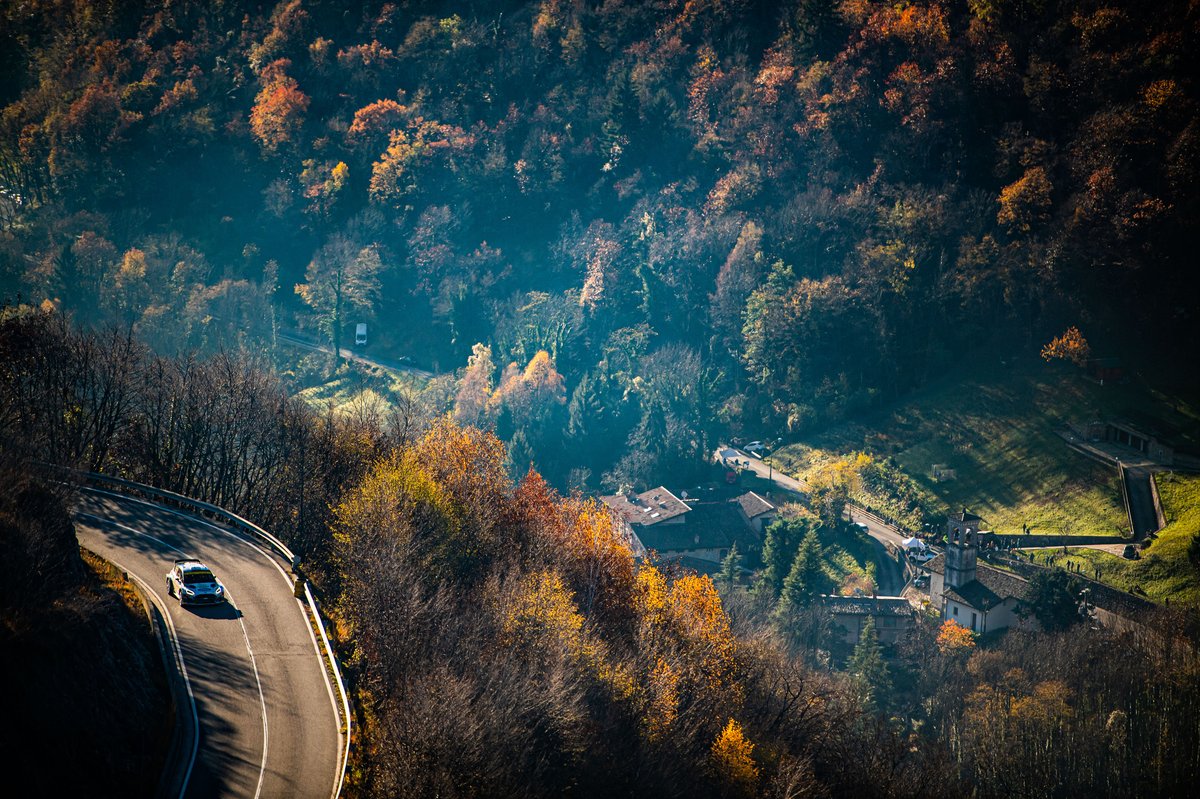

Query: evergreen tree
[775,528,826,618]
[847,617,891,712]
[756,518,799,598]
[720,542,741,588]
[1022,570,1082,631]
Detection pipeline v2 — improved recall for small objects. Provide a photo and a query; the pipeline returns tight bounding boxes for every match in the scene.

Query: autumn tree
[294,235,385,363]
[935,619,976,657]
[997,166,1053,234]
[250,60,310,152]
[710,719,759,798]
[1041,326,1091,367]
[453,342,495,426]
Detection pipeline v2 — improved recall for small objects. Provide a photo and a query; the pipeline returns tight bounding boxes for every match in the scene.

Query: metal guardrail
[61,468,352,798]
[846,500,908,537]
[69,470,299,566]
[307,583,353,799]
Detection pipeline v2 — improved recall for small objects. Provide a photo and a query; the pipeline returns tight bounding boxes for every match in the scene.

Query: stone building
[599,488,768,566]
[821,595,915,645]
[924,509,1031,633]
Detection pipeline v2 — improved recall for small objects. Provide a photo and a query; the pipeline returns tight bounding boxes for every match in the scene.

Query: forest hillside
[3,0,1198,486]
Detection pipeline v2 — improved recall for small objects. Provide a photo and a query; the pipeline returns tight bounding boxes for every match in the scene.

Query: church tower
[944,508,980,589]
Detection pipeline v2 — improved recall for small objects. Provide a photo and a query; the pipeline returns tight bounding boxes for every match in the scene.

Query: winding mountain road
[718,447,912,593]
[74,489,340,799]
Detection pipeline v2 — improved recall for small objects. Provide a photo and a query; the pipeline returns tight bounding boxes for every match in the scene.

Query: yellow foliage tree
[997,166,1053,233]
[710,719,759,797]
[645,657,680,741]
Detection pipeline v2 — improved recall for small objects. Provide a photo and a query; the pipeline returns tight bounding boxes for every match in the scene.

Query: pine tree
[847,617,891,712]
[757,517,816,598]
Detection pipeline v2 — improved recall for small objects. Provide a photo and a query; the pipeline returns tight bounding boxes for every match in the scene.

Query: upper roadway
[75,489,340,799]
[719,447,911,594]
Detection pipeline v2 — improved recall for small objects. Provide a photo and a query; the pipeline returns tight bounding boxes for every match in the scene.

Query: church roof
[949,508,983,523]
[924,554,1030,612]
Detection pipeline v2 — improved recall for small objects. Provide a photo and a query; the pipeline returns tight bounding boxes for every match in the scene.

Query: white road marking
[77,499,272,798]
[89,546,200,799]
[80,487,342,796]
[228,595,270,799]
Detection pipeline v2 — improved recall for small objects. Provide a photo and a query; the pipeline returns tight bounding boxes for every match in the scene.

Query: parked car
[166,559,226,606]
[913,574,929,589]
[355,323,367,346]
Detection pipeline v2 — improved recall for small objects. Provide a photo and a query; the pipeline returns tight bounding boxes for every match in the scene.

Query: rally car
[166,559,227,606]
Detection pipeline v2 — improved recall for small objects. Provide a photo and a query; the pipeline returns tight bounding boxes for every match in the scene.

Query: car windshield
[183,570,215,585]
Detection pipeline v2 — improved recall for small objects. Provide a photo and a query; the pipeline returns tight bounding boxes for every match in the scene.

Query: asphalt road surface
[719,447,912,593]
[277,330,437,379]
[75,489,340,799]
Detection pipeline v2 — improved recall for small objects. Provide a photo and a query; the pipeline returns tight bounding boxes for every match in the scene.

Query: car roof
[174,559,211,571]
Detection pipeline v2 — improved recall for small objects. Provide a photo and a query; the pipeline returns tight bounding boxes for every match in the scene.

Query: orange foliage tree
[250,61,309,152]
[936,619,977,657]
[1040,326,1091,367]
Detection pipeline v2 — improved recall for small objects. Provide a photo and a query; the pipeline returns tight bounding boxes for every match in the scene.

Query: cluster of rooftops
[598,488,1037,638]
[599,486,777,567]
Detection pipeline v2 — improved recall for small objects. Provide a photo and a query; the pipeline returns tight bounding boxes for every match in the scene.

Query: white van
[355,323,367,346]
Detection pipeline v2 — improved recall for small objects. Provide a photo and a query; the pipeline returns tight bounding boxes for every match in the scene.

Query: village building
[924,509,1031,633]
[732,491,777,534]
[821,595,915,645]
[599,487,774,566]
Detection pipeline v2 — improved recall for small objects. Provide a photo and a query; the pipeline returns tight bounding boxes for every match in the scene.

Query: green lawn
[767,356,1199,536]
[1027,473,1200,606]
[821,529,879,595]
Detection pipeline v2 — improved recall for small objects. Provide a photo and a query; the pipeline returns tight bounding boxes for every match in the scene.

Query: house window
[971,612,977,631]
[952,605,958,616]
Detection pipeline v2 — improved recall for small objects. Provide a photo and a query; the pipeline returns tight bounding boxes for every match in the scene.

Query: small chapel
[923,509,1032,633]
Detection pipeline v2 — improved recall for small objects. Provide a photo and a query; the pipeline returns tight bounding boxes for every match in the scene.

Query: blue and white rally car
[166,559,226,606]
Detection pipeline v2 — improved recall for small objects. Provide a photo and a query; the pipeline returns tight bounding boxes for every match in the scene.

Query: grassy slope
[293,359,432,416]
[1029,473,1200,605]
[821,526,879,594]
[768,355,1199,536]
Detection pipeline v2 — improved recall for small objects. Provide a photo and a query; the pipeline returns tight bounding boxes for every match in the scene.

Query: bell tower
[944,508,980,589]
